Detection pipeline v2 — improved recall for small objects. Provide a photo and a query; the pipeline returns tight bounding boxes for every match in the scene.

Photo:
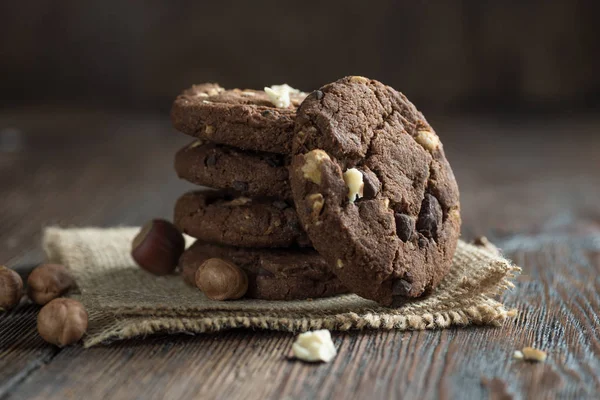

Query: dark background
[1,0,599,115]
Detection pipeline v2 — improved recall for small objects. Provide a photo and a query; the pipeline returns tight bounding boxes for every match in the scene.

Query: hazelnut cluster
[1,263,86,347]
[130,219,249,301]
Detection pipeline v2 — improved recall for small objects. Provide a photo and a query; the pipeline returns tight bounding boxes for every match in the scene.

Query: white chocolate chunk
[264,84,303,108]
[343,168,364,203]
[292,330,337,363]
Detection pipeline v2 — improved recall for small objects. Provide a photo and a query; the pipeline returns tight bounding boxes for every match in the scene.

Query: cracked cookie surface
[171,83,307,154]
[174,191,309,248]
[180,241,347,300]
[175,141,291,200]
[290,76,461,305]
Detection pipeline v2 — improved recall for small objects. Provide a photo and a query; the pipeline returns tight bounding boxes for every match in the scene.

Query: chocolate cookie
[171,83,306,154]
[290,76,461,305]
[174,191,309,248]
[179,241,347,300]
[175,140,291,200]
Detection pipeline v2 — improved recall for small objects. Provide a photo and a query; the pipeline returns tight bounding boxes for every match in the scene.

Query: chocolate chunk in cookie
[175,141,291,200]
[179,241,347,300]
[174,191,310,248]
[290,76,461,305]
[171,83,307,154]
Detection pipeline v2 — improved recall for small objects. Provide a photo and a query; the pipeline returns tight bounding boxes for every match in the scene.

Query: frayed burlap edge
[43,227,520,347]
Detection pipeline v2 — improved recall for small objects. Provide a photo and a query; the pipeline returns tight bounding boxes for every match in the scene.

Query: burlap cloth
[42,227,520,347]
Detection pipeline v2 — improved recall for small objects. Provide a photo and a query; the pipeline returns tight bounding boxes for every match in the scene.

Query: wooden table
[1,108,599,400]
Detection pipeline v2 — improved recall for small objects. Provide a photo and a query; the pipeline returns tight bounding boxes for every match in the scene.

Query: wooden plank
[0,305,58,398]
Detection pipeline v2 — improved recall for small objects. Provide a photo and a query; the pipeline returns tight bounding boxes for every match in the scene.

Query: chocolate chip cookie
[290,76,461,305]
[175,140,291,200]
[171,83,306,154]
[174,191,309,248]
[180,241,347,300]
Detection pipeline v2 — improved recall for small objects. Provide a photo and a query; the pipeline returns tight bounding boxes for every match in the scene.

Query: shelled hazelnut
[195,258,248,300]
[37,298,88,347]
[0,265,23,311]
[27,263,74,305]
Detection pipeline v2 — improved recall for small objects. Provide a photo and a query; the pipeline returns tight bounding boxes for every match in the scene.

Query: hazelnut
[27,263,74,305]
[131,219,185,275]
[0,265,23,311]
[195,258,248,300]
[37,298,88,347]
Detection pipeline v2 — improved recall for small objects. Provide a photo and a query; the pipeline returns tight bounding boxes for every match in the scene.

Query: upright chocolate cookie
[171,83,306,154]
[174,191,308,248]
[180,241,347,300]
[175,140,291,200]
[290,76,461,305]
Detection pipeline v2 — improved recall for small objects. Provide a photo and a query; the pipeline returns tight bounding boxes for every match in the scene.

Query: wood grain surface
[0,109,599,400]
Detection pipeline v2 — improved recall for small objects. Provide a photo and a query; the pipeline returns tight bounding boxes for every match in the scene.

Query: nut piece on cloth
[37,298,88,347]
[0,265,23,311]
[195,258,248,300]
[292,329,337,362]
[131,220,185,275]
[27,264,74,305]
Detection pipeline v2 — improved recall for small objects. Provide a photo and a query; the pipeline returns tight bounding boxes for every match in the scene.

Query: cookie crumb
[292,329,337,363]
[343,168,364,203]
[264,84,302,108]
[521,347,547,362]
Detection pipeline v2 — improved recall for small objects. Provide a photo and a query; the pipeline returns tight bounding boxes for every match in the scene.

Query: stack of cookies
[171,77,461,306]
[171,83,347,300]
